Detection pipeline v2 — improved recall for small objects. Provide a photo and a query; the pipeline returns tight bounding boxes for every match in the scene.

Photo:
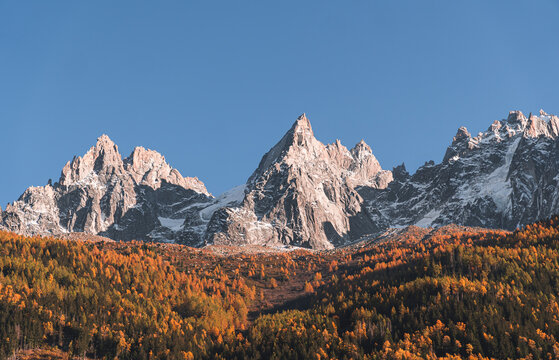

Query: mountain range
[2,110,558,249]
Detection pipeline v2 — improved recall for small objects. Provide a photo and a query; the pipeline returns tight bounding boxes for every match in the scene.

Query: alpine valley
[2,110,559,249]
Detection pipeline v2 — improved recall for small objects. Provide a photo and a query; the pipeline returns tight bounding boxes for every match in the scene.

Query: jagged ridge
[359,110,559,231]
[3,110,559,249]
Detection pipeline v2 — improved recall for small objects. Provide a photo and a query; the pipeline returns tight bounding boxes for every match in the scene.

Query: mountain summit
[206,114,392,249]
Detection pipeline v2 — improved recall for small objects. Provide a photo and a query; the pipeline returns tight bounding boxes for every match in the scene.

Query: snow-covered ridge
[361,109,559,232]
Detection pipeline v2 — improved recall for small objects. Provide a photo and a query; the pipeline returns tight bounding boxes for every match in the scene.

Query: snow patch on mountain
[158,217,185,231]
[199,185,246,221]
[456,136,521,212]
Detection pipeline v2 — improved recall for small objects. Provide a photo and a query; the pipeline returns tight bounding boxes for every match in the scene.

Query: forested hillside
[1,218,559,359]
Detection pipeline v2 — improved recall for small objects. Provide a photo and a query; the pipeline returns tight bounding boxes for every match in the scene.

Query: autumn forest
[2,217,559,359]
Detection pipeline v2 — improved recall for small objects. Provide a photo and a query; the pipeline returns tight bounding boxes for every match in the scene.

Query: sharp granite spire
[208,113,391,249]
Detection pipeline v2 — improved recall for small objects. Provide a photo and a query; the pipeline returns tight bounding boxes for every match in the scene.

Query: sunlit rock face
[1,135,212,242]
[204,114,392,249]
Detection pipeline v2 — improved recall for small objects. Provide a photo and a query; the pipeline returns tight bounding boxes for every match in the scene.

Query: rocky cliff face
[3,110,559,249]
[202,114,392,249]
[359,110,559,231]
[0,135,211,242]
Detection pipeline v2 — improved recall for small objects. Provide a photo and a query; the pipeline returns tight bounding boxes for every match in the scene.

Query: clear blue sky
[1,1,558,206]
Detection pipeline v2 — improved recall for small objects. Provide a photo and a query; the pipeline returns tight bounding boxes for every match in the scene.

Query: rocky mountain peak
[206,114,392,249]
[443,126,473,163]
[126,146,165,169]
[548,114,559,138]
[488,120,502,133]
[392,163,409,181]
[454,126,471,141]
[525,113,551,138]
[351,139,373,158]
[288,113,315,148]
[347,139,391,187]
[247,113,323,185]
[91,134,122,167]
[518,110,559,139]
[123,146,209,194]
[293,112,312,131]
[506,111,528,128]
[96,133,116,148]
[1,134,211,239]
[59,134,124,187]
